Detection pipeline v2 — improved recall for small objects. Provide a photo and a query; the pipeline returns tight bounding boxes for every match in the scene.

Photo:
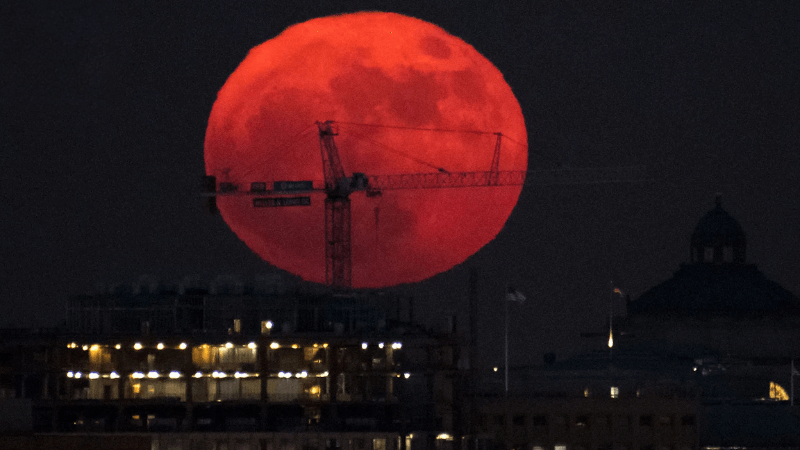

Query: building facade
[1,279,465,450]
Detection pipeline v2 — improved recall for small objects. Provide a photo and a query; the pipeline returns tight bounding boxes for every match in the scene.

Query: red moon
[204,12,527,288]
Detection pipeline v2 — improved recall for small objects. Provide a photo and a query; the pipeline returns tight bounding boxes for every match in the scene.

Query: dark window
[681,415,695,426]
[533,415,547,426]
[576,415,589,427]
[639,415,653,427]
[494,415,505,427]
[513,415,525,426]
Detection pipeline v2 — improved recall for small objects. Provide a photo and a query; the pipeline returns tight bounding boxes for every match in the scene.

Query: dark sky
[3,1,799,366]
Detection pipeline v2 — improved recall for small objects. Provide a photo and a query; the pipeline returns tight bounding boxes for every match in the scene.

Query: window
[554,445,567,450]
[533,415,547,426]
[575,415,589,428]
[610,386,619,399]
[493,415,505,427]
[723,246,734,262]
[770,381,789,400]
[513,415,525,426]
[639,415,653,427]
[681,415,695,426]
[657,416,672,426]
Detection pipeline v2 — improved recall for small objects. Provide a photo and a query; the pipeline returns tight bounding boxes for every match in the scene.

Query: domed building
[624,196,800,393]
[629,195,800,319]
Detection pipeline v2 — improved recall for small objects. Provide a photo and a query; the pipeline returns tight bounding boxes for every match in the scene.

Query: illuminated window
[610,386,619,398]
[233,319,241,333]
[261,320,273,335]
[770,381,789,400]
[555,445,567,450]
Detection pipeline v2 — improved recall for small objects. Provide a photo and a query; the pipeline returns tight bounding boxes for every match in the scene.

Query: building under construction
[1,275,466,450]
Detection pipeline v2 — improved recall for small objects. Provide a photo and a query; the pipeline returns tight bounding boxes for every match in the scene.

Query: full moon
[205,12,527,288]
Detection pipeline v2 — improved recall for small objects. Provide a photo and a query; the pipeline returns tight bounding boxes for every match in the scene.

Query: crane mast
[318,121,352,290]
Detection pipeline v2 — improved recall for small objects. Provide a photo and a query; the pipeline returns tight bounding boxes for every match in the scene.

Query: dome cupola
[690,195,746,264]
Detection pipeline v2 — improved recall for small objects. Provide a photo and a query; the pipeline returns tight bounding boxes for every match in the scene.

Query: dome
[690,195,746,264]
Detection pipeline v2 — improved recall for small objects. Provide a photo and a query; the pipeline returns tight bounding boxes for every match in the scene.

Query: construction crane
[204,120,648,290]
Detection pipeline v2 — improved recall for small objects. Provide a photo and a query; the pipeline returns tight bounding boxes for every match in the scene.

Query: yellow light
[270,342,280,349]
[193,372,203,378]
[392,342,402,349]
[361,342,368,350]
[436,433,453,441]
[132,372,145,379]
[608,331,614,348]
[75,372,82,379]
[493,367,498,372]
[67,371,74,378]
[291,344,299,349]
[248,342,257,349]
[82,345,89,351]
[322,343,328,348]
[110,372,119,379]
[225,342,233,349]
[310,386,320,395]
[169,371,181,379]
[379,342,385,349]
[133,342,142,350]
[132,384,140,395]
[179,342,187,350]
[115,344,121,350]
[147,371,159,379]
[88,372,99,379]
[157,343,164,350]
[611,386,619,399]
[89,344,99,351]
[770,381,789,401]
[404,373,410,379]
[266,320,273,329]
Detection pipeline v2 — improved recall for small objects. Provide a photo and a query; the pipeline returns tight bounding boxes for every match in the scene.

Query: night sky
[3,1,799,366]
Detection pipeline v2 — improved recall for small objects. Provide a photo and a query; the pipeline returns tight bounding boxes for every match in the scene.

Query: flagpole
[504,285,509,396]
